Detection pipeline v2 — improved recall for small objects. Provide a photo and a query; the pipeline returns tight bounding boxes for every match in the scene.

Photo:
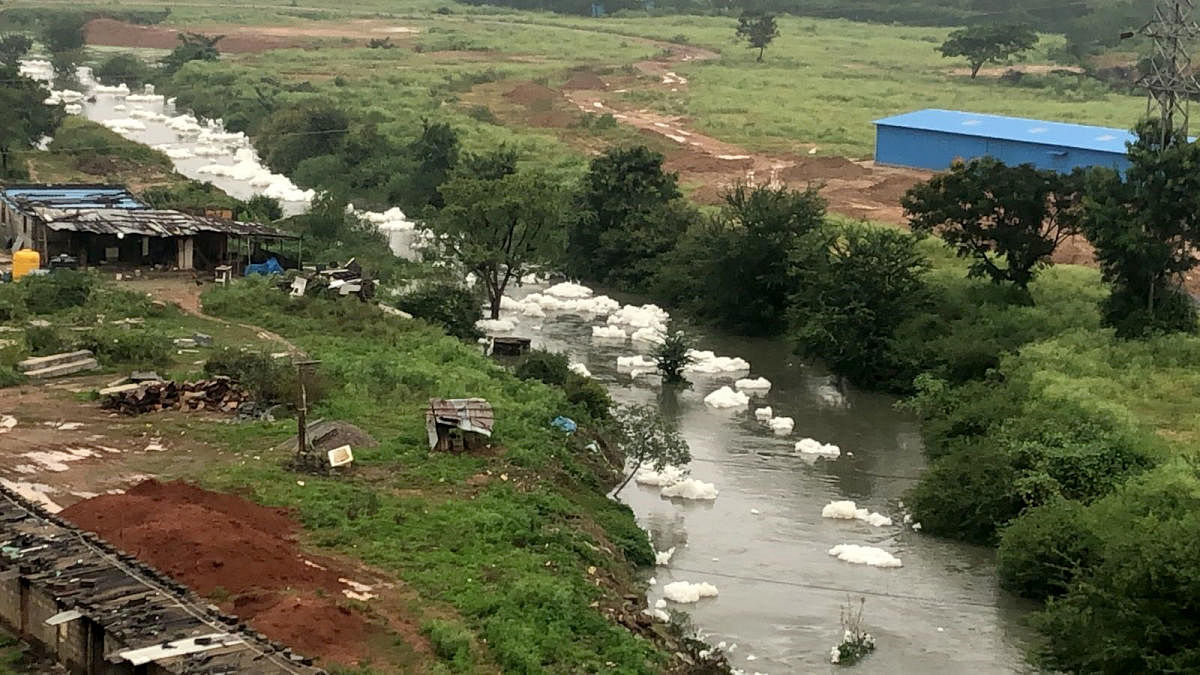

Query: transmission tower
[1136,0,1200,145]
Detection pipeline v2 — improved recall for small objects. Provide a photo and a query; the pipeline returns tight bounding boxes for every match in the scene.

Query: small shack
[1,184,299,272]
[426,398,494,453]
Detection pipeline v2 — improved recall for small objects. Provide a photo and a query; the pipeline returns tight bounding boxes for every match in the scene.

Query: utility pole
[1129,0,1200,146]
[293,359,321,471]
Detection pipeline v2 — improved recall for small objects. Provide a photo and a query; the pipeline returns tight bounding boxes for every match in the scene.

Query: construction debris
[17,350,99,379]
[100,376,248,415]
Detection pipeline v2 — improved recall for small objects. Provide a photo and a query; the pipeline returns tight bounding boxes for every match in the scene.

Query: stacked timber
[18,350,99,379]
[100,376,247,415]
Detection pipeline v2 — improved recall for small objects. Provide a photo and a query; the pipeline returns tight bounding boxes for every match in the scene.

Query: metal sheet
[117,633,243,666]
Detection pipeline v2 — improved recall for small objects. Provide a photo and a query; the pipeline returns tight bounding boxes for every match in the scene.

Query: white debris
[828,544,903,568]
[655,547,676,566]
[735,377,772,392]
[655,598,667,609]
[476,318,517,333]
[544,282,593,299]
[821,501,893,527]
[794,438,841,458]
[660,478,719,500]
[593,325,628,340]
[662,581,719,604]
[768,417,794,436]
[617,355,656,370]
[704,386,750,409]
[754,407,773,421]
[0,415,15,433]
[568,362,592,378]
[644,608,671,622]
[750,508,761,515]
[0,480,61,513]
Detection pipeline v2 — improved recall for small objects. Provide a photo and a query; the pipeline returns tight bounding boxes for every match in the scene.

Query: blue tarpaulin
[244,257,283,276]
[551,416,577,433]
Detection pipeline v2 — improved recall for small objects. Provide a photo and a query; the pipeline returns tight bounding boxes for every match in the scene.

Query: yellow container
[12,249,40,280]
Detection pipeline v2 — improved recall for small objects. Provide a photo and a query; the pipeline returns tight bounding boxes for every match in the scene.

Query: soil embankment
[61,480,397,667]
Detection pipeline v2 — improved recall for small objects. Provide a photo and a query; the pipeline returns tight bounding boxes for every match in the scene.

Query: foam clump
[631,326,666,345]
[476,318,517,333]
[617,355,656,370]
[686,350,751,375]
[754,406,773,421]
[655,547,676,566]
[704,386,750,409]
[769,417,794,436]
[735,377,772,392]
[828,544,902,568]
[568,362,592,378]
[821,500,892,527]
[660,478,719,500]
[102,118,146,133]
[607,304,670,331]
[662,581,719,604]
[593,325,628,340]
[794,437,841,458]
[634,465,687,487]
[544,282,593,299]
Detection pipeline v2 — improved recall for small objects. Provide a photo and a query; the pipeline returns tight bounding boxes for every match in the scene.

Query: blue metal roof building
[0,184,147,211]
[873,109,1134,173]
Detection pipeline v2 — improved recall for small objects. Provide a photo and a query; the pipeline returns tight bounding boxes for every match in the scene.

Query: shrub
[77,326,171,367]
[514,349,570,386]
[907,442,1025,544]
[203,348,327,407]
[421,619,474,671]
[0,283,28,322]
[24,325,68,356]
[997,500,1098,600]
[94,53,153,87]
[20,270,93,314]
[393,282,481,341]
[563,373,612,421]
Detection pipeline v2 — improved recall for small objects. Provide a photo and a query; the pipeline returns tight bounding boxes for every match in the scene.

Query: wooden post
[293,359,320,470]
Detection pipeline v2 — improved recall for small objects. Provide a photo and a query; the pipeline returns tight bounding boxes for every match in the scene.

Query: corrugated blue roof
[873,109,1136,154]
[1,185,146,211]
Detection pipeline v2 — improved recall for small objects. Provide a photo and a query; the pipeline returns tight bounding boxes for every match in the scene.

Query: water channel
[60,78,1034,674]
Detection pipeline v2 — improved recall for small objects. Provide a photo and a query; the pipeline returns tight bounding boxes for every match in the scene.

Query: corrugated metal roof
[1,184,147,210]
[426,398,494,449]
[873,109,1137,154]
[35,207,298,239]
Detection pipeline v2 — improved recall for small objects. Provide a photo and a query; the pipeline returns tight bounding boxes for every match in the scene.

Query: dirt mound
[780,156,872,183]
[503,81,561,107]
[863,173,921,203]
[276,419,378,454]
[664,148,754,174]
[60,479,372,666]
[233,591,369,665]
[562,70,608,91]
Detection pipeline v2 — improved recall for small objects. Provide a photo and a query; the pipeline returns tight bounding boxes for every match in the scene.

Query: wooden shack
[425,398,494,453]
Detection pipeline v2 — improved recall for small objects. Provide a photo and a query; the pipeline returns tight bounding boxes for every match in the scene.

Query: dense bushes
[203,349,318,406]
[392,282,482,341]
[515,350,613,421]
[77,326,171,367]
[996,500,1097,600]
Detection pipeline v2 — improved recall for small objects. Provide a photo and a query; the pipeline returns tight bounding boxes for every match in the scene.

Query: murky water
[62,74,1033,673]
[512,289,1034,674]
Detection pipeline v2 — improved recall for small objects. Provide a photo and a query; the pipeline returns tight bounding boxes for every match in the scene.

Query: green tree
[790,223,929,389]
[610,404,691,497]
[393,282,482,341]
[0,66,64,178]
[939,24,1039,78]
[1080,119,1200,337]
[434,169,567,319]
[41,12,86,53]
[691,183,826,335]
[735,11,779,62]
[257,99,349,176]
[402,120,460,213]
[238,195,284,223]
[0,33,33,68]
[568,146,688,288]
[160,32,222,76]
[902,157,1082,296]
[94,53,153,87]
[653,324,694,384]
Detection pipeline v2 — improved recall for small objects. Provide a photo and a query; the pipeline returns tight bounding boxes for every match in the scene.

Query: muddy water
[69,82,1032,674]
[514,292,1034,674]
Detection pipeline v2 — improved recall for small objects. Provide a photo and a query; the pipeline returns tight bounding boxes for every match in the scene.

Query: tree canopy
[160,32,222,76]
[902,157,1082,296]
[40,12,86,53]
[939,24,1039,78]
[434,164,567,319]
[610,404,691,496]
[1079,119,1200,337]
[0,33,33,68]
[0,66,64,179]
[735,12,779,62]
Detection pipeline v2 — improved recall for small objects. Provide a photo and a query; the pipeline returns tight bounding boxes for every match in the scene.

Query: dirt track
[84,17,419,52]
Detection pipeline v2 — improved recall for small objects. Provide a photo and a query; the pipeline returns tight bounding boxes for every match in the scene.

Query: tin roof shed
[1,184,147,211]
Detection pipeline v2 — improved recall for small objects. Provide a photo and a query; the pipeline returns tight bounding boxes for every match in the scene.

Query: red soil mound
[60,479,371,666]
[503,81,561,107]
[84,18,309,53]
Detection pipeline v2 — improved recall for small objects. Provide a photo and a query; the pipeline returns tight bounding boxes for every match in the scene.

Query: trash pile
[100,376,248,415]
[280,258,376,302]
